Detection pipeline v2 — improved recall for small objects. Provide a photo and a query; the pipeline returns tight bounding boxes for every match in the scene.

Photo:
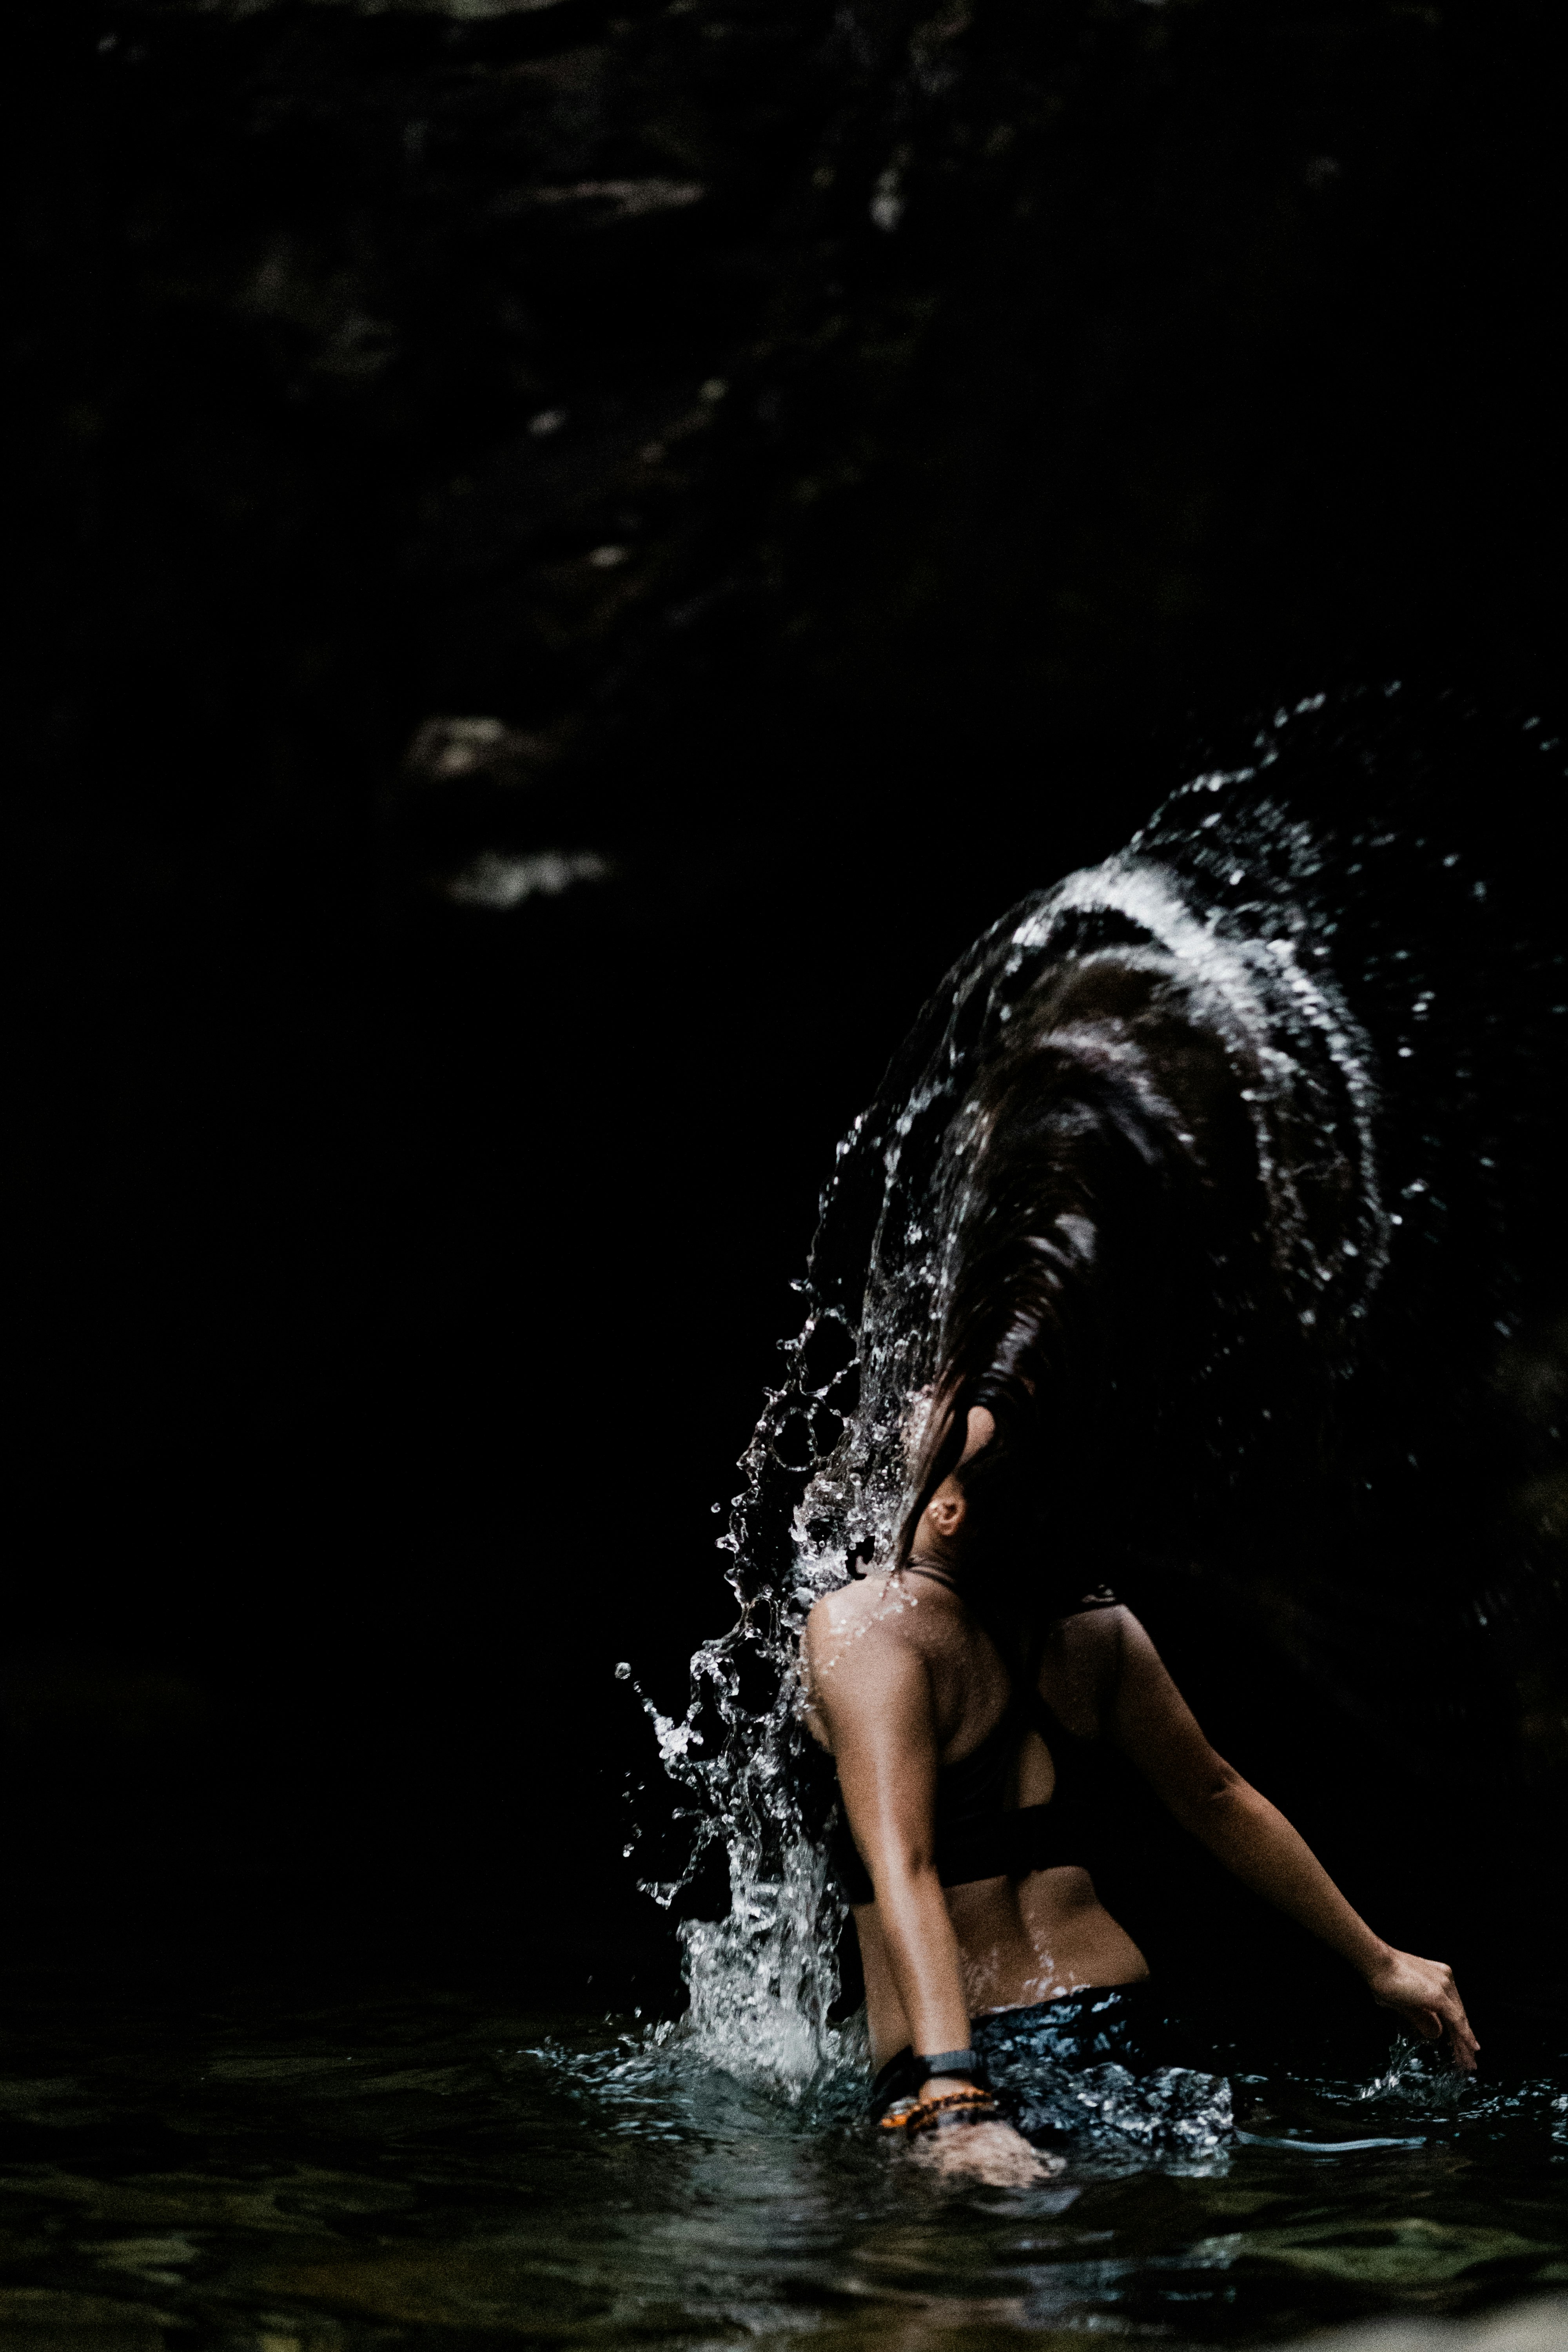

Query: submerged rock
[1292,2296,1568,2352]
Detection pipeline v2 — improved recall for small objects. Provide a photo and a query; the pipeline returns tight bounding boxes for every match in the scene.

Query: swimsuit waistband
[869,1980,1154,2119]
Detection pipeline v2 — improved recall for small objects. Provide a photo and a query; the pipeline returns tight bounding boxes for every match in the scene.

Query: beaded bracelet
[881,2087,999,2136]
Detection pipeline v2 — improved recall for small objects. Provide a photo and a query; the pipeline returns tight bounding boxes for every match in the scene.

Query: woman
[801,1401,1477,2183]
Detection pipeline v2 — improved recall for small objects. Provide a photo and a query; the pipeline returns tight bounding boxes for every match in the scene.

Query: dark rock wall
[20,0,1562,846]
[9,0,1564,1998]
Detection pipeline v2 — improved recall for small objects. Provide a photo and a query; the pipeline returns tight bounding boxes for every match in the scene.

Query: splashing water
[628,694,1567,2109]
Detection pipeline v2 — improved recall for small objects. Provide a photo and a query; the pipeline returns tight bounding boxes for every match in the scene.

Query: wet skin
[801,1439,1477,2183]
[813,1587,1152,2040]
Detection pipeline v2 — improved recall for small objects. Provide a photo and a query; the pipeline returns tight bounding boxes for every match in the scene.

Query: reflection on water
[2,1984,1564,2350]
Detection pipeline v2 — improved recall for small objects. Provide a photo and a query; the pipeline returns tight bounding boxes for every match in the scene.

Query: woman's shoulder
[800,1571,950,1746]
[1047,1595,1138,1691]
[805,1570,882,1626]
[1053,1592,1134,1644]
[807,1567,927,1635]
[1043,1583,1127,1640]
[803,1568,960,1666]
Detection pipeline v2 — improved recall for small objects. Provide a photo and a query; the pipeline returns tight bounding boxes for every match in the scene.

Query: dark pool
[3,1982,1566,2351]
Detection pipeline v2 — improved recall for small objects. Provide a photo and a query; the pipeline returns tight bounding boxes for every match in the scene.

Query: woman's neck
[900,1547,961,1588]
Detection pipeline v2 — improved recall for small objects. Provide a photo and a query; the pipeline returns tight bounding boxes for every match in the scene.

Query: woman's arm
[1106,1610,1479,2069]
[804,1602,972,2081]
[804,1597,1048,2183]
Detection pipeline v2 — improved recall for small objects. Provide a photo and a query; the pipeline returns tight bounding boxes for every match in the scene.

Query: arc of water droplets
[627,816,1388,2097]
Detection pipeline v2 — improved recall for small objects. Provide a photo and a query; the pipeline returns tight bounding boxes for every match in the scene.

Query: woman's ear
[927,1483,966,1537]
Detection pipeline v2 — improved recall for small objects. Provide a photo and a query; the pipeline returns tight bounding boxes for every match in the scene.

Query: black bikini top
[826,1565,1122,1908]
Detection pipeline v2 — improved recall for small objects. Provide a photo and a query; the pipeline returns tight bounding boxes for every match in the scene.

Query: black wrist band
[916,2049,978,2078]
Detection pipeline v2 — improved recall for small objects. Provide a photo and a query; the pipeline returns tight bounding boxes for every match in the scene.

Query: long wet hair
[894,984,1266,1633]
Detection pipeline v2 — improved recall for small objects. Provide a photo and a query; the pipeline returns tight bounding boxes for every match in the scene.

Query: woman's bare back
[802,1573,1149,2060]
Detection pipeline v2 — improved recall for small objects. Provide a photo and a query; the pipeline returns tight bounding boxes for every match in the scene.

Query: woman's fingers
[1367,1949,1480,2072]
[1371,1990,1441,2036]
[1392,1998,1478,2069]
[911,2120,1058,2185]
[1441,1992,1480,2071]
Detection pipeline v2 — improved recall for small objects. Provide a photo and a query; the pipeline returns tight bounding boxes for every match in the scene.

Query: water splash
[1068,2062,1234,2160]
[1351,2036,1471,2111]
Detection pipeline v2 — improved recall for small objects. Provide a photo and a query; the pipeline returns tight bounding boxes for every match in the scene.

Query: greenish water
[2,1987,1565,2350]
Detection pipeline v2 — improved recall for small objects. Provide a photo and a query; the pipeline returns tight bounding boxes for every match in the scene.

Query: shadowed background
[8,0,1565,2038]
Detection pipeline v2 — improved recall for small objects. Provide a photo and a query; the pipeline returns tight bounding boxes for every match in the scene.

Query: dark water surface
[4,1983,1566,2351]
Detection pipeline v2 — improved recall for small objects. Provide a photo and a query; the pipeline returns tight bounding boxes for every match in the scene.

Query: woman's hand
[1363,1947,1479,2071]
[908,2115,1060,2186]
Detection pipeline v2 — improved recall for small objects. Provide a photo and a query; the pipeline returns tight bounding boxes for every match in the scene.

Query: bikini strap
[897,1561,961,1594]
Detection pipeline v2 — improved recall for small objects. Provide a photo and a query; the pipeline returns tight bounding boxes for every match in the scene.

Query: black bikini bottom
[870,1980,1241,2157]
[869,1983,1163,2119]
